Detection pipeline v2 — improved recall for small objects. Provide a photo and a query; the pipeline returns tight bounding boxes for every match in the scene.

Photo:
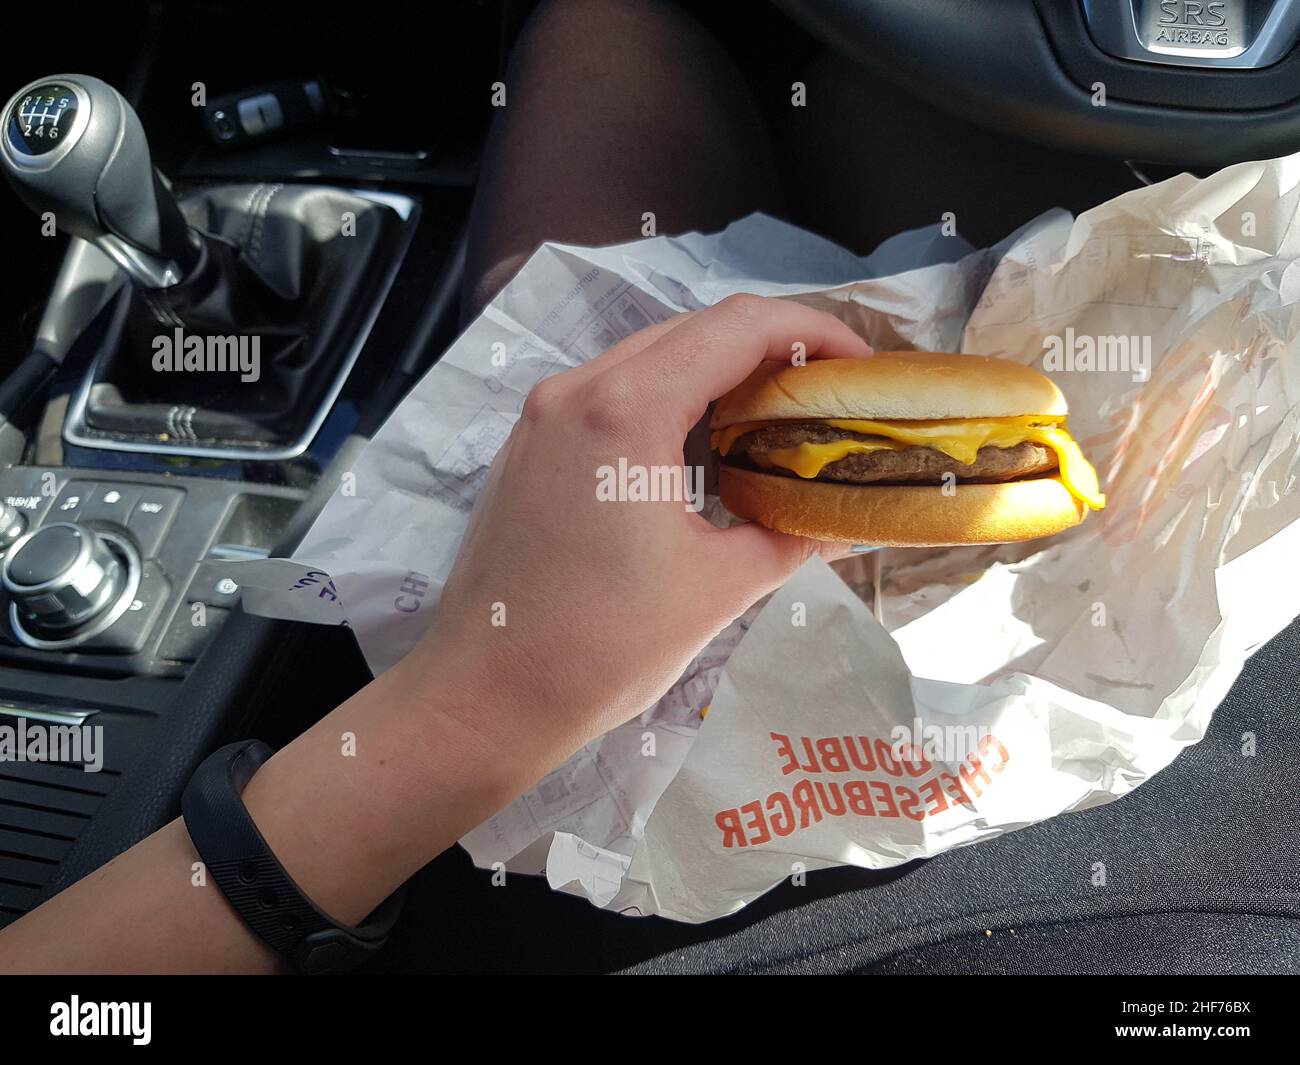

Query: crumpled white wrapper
[231,154,1300,922]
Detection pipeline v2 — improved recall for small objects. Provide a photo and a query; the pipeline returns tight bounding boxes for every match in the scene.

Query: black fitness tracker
[181,740,404,974]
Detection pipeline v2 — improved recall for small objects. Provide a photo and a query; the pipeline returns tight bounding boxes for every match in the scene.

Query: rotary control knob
[1,522,138,645]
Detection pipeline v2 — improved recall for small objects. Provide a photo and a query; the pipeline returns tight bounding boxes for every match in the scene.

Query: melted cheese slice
[711,416,1105,510]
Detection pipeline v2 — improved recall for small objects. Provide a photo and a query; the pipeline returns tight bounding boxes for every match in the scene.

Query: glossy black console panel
[0,704,159,922]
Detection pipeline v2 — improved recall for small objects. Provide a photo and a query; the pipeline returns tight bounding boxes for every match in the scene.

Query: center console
[0,468,302,668]
[0,4,490,929]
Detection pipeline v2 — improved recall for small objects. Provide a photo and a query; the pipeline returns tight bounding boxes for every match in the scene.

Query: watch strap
[182,739,404,974]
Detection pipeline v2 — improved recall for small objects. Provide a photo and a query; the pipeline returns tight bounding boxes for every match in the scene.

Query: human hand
[417,294,873,765]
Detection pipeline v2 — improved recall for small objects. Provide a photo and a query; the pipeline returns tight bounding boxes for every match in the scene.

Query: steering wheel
[774,0,1300,166]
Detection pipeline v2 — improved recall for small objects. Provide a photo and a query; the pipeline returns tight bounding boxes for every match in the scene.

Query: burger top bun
[711,352,1069,428]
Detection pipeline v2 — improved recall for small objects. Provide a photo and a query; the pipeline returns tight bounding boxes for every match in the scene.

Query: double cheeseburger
[711,352,1106,546]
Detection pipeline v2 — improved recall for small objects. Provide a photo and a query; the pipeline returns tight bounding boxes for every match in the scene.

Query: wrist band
[182,739,404,974]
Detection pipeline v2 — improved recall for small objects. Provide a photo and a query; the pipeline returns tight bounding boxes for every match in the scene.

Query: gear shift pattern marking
[2,73,200,286]
[10,86,77,154]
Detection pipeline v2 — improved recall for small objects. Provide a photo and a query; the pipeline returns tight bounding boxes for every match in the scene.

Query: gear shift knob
[2,74,201,287]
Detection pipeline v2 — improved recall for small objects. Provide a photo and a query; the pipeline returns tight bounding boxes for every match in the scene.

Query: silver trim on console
[61,187,419,461]
[0,703,98,725]
[93,231,193,290]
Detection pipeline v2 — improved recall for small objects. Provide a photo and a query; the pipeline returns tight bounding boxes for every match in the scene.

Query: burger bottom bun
[719,465,1088,546]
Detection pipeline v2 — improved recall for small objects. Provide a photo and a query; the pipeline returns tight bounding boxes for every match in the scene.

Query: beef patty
[727,423,1059,485]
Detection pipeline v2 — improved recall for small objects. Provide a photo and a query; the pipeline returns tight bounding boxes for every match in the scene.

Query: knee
[515,0,702,64]
[462,250,530,325]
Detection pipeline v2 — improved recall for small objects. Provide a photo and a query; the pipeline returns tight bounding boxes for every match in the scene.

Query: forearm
[0,642,561,973]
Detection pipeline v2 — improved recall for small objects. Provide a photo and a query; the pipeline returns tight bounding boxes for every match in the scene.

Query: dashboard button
[51,481,94,520]
[0,504,26,551]
[80,484,140,525]
[126,487,184,558]
[188,560,243,607]
[0,469,60,520]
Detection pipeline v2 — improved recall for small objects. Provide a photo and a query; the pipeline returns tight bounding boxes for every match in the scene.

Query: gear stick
[2,74,407,455]
[2,75,202,288]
